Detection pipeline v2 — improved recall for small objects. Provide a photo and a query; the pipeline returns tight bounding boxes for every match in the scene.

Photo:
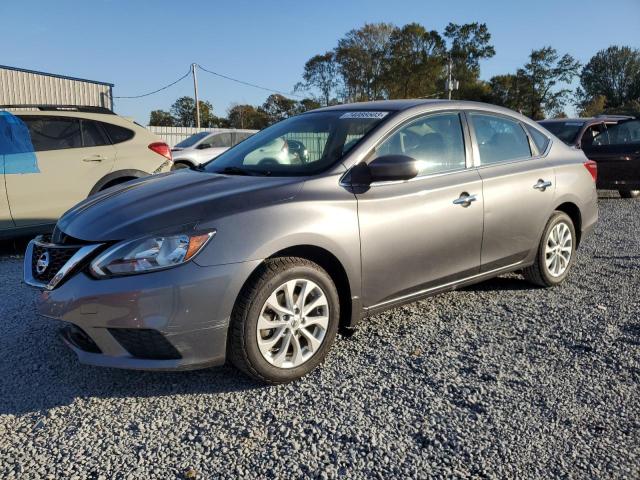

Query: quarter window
[372,112,467,176]
[20,116,82,151]
[525,125,550,154]
[81,120,109,147]
[471,113,531,165]
[101,122,135,144]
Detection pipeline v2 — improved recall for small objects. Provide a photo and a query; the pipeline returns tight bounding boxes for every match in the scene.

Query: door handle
[453,192,477,207]
[533,179,552,191]
[83,155,104,163]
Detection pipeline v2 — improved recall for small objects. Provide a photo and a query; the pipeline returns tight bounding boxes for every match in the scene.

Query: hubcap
[256,278,329,369]
[545,222,573,277]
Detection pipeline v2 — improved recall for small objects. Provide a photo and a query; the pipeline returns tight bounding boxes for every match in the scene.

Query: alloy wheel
[256,278,329,369]
[544,221,573,277]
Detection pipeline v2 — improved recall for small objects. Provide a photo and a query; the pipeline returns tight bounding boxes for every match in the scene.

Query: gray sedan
[24,100,598,383]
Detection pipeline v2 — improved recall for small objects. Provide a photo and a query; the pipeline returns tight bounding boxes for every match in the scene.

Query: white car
[171,130,256,168]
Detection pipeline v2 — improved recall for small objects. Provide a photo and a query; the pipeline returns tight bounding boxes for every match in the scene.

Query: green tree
[522,47,581,119]
[298,52,340,106]
[444,22,495,99]
[335,22,396,101]
[170,96,219,127]
[261,94,299,123]
[488,71,531,112]
[579,94,607,117]
[227,104,269,130]
[148,109,175,126]
[383,23,446,99]
[577,46,640,111]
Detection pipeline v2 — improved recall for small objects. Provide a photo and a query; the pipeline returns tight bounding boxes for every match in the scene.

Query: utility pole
[192,63,200,128]
[447,55,453,100]
[445,54,459,100]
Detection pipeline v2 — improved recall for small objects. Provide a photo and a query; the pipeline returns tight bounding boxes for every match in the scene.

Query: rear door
[583,120,640,190]
[7,115,115,226]
[468,112,556,271]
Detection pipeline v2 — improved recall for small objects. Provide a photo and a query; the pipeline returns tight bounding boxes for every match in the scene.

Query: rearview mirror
[351,155,418,186]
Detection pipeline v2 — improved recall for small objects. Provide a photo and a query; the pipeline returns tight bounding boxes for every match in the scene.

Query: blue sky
[2,0,639,123]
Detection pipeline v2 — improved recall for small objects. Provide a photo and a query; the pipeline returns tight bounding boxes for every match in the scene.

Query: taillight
[583,160,597,182]
[148,142,172,161]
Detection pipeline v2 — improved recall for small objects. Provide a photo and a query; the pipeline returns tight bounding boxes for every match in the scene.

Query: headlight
[90,231,215,277]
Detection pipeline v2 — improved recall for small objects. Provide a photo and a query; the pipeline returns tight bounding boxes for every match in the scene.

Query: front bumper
[34,258,261,371]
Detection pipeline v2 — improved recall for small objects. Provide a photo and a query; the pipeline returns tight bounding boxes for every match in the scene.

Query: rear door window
[209,133,232,148]
[20,116,82,151]
[470,113,531,165]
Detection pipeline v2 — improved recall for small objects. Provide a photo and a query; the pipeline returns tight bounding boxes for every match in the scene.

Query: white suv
[0,106,172,238]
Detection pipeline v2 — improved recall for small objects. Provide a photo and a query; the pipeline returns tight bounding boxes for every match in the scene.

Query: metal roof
[0,64,114,87]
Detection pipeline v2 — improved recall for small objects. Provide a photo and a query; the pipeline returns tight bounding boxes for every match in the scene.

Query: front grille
[108,329,182,360]
[31,243,80,283]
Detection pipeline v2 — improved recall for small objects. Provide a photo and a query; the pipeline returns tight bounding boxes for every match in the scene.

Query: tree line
[149,22,640,128]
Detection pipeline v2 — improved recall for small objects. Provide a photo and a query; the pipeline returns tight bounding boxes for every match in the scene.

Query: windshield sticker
[0,111,39,174]
[340,111,389,120]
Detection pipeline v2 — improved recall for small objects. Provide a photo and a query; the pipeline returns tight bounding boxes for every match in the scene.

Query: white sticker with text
[340,111,389,120]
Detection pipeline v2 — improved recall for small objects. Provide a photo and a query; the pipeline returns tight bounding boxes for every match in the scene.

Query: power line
[196,63,302,98]
[113,70,191,99]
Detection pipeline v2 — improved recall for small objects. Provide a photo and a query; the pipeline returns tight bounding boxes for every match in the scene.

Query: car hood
[56,170,304,242]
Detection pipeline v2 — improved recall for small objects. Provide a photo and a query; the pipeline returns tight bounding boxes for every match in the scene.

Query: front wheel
[619,189,640,199]
[523,211,576,287]
[227,257,339,384]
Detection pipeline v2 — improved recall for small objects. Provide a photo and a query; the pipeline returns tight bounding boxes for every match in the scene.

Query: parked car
[24,100,598,384]
[539,116,639,198]
[0,105,172,238]
[171,130,256,168]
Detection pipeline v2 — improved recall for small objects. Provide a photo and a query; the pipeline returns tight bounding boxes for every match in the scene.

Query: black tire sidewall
[538,212,576,286]
[241,262,339,383]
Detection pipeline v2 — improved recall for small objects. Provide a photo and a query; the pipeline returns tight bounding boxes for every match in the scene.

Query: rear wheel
[619,189,640,199]
[523,211,576,287]
[228,257,339,384]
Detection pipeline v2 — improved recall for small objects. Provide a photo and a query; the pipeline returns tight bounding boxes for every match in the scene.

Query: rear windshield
[175,132,211,148]
[204,111,389,176]
[538,121,584,145]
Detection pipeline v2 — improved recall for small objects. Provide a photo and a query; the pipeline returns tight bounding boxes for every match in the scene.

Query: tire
[619,189,640,199]
[523,211,576,287]
[227,257,340,384]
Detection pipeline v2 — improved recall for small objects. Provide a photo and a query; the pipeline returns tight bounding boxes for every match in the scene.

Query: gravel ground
[0,192,638,479]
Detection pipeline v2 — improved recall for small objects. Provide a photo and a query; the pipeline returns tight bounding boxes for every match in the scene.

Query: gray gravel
[1,192,638,479]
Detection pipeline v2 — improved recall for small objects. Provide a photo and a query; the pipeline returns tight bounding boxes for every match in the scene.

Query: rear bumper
[596,160,640,190]
[36,259,261,371]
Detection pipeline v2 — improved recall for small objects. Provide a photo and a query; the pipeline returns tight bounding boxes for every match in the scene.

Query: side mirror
[197,143,211,150]
[351,155,418,186]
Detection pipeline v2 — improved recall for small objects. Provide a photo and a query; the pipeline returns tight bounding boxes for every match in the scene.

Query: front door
[355,112,484,307]
[6,116,115,226]
[467,112,556,270]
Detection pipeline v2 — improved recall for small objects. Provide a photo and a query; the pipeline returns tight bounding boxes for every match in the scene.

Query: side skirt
[361,261,530,318]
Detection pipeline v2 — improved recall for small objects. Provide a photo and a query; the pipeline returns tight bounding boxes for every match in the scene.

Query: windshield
[174,132,211,148]
[204,111,389,176]
[538,121,584,145]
